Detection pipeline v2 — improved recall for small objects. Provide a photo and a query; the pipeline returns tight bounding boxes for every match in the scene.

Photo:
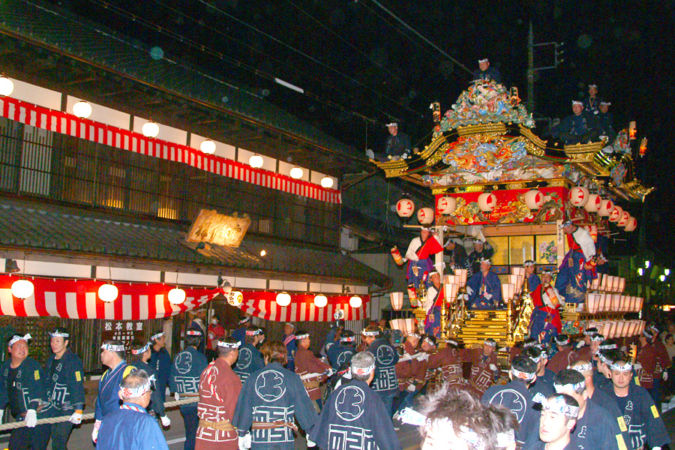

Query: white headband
[8,334,31,347]
[407,332,421,340]
[131,343,151,356]
[541,396,580,419]
[361,330,380,337]
[445,339,459,346]
[553,380,585,393]
[485,340,497,347]
[610,361,632,372]
[590,334,605,342]
[186,329,202,336]
[101,343,125,352]
[49,330,70,339]
[597,352,613,365]
[583,329,598,336]
[120,380,151,399]
[151,332,164,341]
[217,340,241,349]
[555,337,570,346]
[496,430,515,448]
[295,333,310,340]
[340,336,355,343]
[246,328,263,336]
[598,342,617,351]
[570,362,593,373]
[511,367,536,383]
[423,337,436,347]
[351,364,375,376]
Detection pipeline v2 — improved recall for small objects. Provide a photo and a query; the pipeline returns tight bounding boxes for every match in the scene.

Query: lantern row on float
[588,274,626,293]
[585,293,643,313]
[586,320,645,338]
[568,188,637,232]
[443,269,468,304]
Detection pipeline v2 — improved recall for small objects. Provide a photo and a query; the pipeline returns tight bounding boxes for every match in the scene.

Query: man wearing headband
[232,316,252,347]
[522,346,554,398]
[529,270,564,343]
[361,325,399,415]
[523,260,541,292]
[43,327,85,450]
[466,238,494,277]
[426,338,467,392]
[281,322,297,371]
[609,356,670,450]
[466,338,500,395]
[422,271,444,338]
[294,331,332,410]
[404,227,443,293]
[130,339,169,428]
[0,334,50,449]
[574,327,598,363]
[195,337,242,449]
[149,330,171,406]
[206,316,226,362]
[548,335,576,373]
[525,393,579,449]
[637,327,671,410]
[384,121,411,160]
[555,220,597,306]
[97,369,169,450]
[311,351,401,450]
[188,310,207,353]
[233,328,265,384]
[552,99,597,144]
[233,341,318,449]
[169,329,208,450]
[596,100,616,141]
[553,369,628,450]
[472,57,502,83]
[326,330,356,372]
[467,258,503,310]
[583,84,600,114]
[483,356,539,446]
[93,340,136,443]
[394,332,426,417]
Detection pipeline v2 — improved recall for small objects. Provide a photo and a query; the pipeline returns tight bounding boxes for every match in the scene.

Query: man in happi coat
[548,335,578,373]
[310,352,402,450]
[521,346,554,398]
[574,327,600,364]
[294,331,332,409]
[524,260,541,292]
[426,339,468,392]
[195,337,242,450]
[93,340,137,444]
[43,327,85,450]
[467,258,503,310]
[422,271,444,338]
[130,339,170,427]
[394,332,426,415]
[97,369,169,450]
[233,327,265,384]
[466,239,495,277]
[529,270,564,343]
[170,329,209,450]
[233,341,318,449]
[556,220,597,305]
[281,323,297,371]
[465,338,500,396]
[232,316,252,347]
[150,330,171,404]
[326,330,356,372]
[404,227,443,291]
[361,325,399,414]
[0,334,50,449]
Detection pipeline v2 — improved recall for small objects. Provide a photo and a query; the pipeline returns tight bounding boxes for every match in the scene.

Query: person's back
[98,405,168,450]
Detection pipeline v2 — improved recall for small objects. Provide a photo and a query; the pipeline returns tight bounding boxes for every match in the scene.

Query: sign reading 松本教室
[186,209,251,248]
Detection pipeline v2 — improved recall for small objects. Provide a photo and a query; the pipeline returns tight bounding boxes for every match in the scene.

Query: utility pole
[527,22,565,114]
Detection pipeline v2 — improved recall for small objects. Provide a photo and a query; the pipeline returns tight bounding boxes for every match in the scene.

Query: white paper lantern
[390,292,404,311]
[417,207,434,225]
[624,216,637,232]
[437,196,457,215]
[523,189,545,210]
[608,206,623,223]
[584,194,601,213]
[598,199,614,217]
[289,167,303,179]
[320,177,334,189]
[98,283,118,303]
[396,198,415,218]
[72,100,93,119]
[199,139,216,154]
[142,121,159,138]
[569,186,589,207]
[227,291,244,307]
[276,292,291,307]
[0,76,14,96]
[313,294,328,308]
[168,287,187,305]
[249,154,264,168]
[477,192,497,212]
[617,211,630,227]
[349,295,363,308]
[11,279,34,299]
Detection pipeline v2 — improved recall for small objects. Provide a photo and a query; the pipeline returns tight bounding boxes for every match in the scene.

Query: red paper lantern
[523,189,544,210]
[584,194,601,213]
[477,192,497,212]
[569,186,589,207]
[437,196,457,215]
[396,198,415,218]
[609,206,623,223]
[598,198,614,217]
[617,211,630,227]
[624,216,637,232]
[417,207,435,225]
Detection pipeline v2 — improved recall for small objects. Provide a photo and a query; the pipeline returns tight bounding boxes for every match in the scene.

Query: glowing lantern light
[289,167,303,179]
[396,198,415,218]
[624,216,637,232]
[199,140,216,154]
[142,121,159,138]
[227,291,243,307]
[276,292,291,307]
[98,283,118,303]
[584,194,601,213]
[609,206,623,223]
[349,295,363,308]
[417,207,434,225]
[0,76,14,96]
[390,292,404,311]
[168,287,187,305]
[320,177,334,189]
[11,279,34,299]
[598,199,614,217]
[523,189,545,210]
[618,211,631,227]
[437,196,457,215]
[569,186,589,207]
[639,138,648,157]
[477,192,497,212]
[72,100,92,119]
[313,294,328,308]
[249,154,264,168]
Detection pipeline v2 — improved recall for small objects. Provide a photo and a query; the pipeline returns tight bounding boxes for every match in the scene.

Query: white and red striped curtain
[0,97,341,204]
[240,291,369,322]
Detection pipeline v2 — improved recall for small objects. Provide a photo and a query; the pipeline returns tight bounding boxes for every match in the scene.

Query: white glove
[484,293,493,300]
[489,364,498,372]
[174,392,180,402]
[92,419,101,443]
[399,353,412,362]
[160,415,171,427]
[325,368,336,377]
[306,436,317,447]
[24,409,37,428]
[663,371,669,381]
[238,432,251,450]
[68,410,83,425]
[466,287,474,296]
[406,384,416,392]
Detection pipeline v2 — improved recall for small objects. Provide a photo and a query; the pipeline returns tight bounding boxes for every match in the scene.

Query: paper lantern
[72,100,92,119]
[598,199,614,216]
[396,198,415,218]
[313,294,328,308]
[624,216,637,232]
[568,186,589,207]
[349,295,363,308]
[168,287,187,305]
[289,167,304,179]
[141,121,159,138]
[0,76,14,96]
[437,196,457,215]
[249,154,264,168]
[320,177,334,189]
[584,194,602,213]
[199,140,216,154]
[276,292,291,307]
[417,207,434,225]
[608,206,623,223]
[477,192,497,212]
[523,189,545,210]
[617,211,630,227]
[11,279,34,299]
[97,283,118,303]
[390,292,404,311]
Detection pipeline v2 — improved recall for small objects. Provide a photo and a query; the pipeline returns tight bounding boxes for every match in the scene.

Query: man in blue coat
[149,331,171,405]
[43,327,85,450]
[524,260,541,292]
[281,323,297,371]
[233,327,265,383]
[326,330,356,372]
[0,334,50,449]
[361,325,399,414]
[310,351,401,450]
[130,339,170,428]
[232,316,251,347]
[169,329,208,450]
[93,340,137,444]
[97,369,169,450]
[467,258,503,309]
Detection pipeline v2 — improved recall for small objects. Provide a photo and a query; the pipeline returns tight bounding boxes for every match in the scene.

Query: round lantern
[608,206,623,223]
[72,100,93,119]
[249,154,264,168]
[396,198,415,218]
[289,167,304,179]
[598,198,614,216]
[199,139,216,154]
[141,121,159,138]
[97,283,118,303]
[568,186,589,207]
[437,196,457,215]
[168,287,187,305]
[584,194,602,213]
[275,292,291,307]
[477,192,497,212]
[624,216,637,232]
[523,189,545,210]
[0,76,14,96]
[320,177,334,189]
[349,295,363,308]
[11,279,34,299]
[417,207,434,225]
[227,291,244,307]
[618,211,631,227]
[313,294,328,308]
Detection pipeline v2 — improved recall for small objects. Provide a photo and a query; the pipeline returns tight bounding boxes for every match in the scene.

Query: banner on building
[240,291,369,322]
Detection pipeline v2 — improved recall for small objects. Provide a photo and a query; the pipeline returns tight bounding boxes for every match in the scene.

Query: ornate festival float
[373,79,653,351]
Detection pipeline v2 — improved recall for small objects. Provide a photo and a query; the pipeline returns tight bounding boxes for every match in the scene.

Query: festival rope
[0,397,199,431]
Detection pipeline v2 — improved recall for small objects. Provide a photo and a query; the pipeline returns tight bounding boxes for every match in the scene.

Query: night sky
[47,0,674,264]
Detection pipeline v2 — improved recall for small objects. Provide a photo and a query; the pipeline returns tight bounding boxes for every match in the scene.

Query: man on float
[404,227,443,292]
[384,121,411,160]
[422,270,444,338]
[472,58,502,84]
[361,325,399,414]
[553,101,598,145]
[233,327,265,384]
[555,220,597,308]
[466,238,495,277]
[467,258,503,310]
[149,331,171,405]
[524,260,541,292]
[529,270,564,343]
[170,329,209,450]
[0,334,50,449]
